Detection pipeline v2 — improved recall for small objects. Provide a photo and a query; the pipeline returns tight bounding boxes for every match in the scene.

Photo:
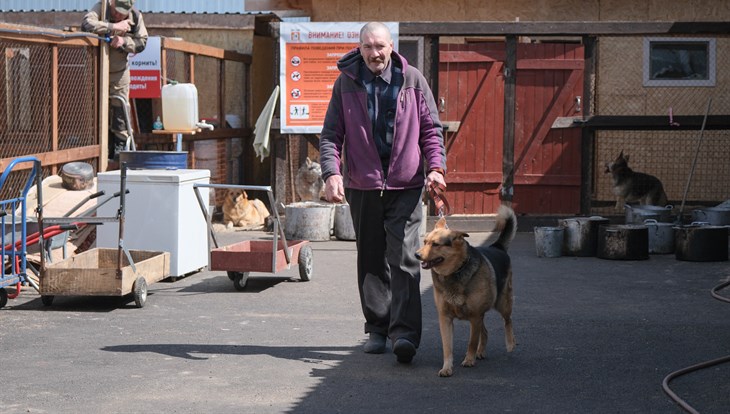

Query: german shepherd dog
[605,151,668,211]
[415,205,517,377]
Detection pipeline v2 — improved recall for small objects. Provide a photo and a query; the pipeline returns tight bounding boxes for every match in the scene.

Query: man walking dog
[319,22,446,364]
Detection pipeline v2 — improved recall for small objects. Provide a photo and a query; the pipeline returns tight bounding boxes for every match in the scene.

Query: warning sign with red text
[279,22,399,134]
[129,36,161,99]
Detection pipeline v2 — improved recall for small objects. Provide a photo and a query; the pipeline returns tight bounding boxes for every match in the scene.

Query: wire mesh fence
[0,38,97,204]
[592,35,730,216]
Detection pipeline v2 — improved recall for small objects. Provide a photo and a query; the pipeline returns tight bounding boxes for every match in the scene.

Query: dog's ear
[435,217,447,229]
[450,231,469,245]
[242,190,249,200]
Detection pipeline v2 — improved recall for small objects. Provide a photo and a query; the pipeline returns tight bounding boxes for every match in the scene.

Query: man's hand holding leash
[325,175,345,203]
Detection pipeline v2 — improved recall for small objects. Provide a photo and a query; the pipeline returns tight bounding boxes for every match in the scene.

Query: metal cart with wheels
[0,157,42,308]
[192,184,313,291]
[39,163,170,308]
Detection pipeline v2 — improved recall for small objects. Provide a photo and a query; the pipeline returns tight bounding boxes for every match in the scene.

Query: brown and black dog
[605,151,668,211]
[415,205,517,377]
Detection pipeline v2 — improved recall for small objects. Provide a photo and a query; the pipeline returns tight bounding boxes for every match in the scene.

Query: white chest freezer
[97,169,210,278]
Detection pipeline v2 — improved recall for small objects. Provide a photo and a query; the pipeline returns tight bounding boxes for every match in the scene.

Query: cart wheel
[232,272,250,291]
[41,295,54,307]
[0,288,7,308]
[227,271,237,281]
[133,277,148,308]
[298,245,313,282]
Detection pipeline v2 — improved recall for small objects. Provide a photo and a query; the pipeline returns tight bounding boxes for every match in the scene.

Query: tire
[232,272,250,291]
[41,295,54,307]
[0,288,7,308]
[298,245,313,282]
[226,271,237,281]
[133,276,148,308]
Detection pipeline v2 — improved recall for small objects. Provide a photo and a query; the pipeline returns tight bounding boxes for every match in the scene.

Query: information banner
[129,36,161,99]
[279,22,398,134]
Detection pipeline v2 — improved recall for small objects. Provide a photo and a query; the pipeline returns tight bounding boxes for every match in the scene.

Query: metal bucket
[597,224,649,260]
[284,202,334,241]
[561,216,610,257]
[691,207,730,226]
[333,203,356,241]
[675,224,728,262]
[644,219,675,254]
[534,226,564,258]
[625,204,673,224]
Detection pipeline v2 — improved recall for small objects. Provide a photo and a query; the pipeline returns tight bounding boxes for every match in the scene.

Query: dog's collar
[447,245,482,282]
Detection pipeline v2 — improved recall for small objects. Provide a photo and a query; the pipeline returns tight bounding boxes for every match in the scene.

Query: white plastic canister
[161,82,199,130]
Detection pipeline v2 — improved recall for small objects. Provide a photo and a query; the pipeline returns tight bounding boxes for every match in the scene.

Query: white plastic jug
[161,82,199,131]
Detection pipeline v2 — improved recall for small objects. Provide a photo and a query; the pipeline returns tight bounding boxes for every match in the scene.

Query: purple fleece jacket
[319,48,446,191]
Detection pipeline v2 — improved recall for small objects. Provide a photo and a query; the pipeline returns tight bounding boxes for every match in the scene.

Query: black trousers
[346,187,423,347]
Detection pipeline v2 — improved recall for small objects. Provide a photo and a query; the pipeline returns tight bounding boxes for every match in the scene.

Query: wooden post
[99,0,110,171]
[501,35,517,205]
[580,35,597,215]
[51,45,59,175]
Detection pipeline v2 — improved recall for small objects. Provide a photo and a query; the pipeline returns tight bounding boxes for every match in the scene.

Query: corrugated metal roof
[0,0,247,14]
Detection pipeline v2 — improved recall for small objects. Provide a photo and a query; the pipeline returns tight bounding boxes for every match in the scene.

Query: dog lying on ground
[222,189,271,229]
[415,205,517,377]
[605,151,668,211]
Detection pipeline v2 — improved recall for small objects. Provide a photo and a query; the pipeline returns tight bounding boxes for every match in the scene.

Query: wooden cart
[193,184,313,291]
[38,164,170,308]
[41,248,169,307]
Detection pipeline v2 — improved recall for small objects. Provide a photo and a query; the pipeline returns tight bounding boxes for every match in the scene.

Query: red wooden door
[438,42,584,215]
[438,43,505,215]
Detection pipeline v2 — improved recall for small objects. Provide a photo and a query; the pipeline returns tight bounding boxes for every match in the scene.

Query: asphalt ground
[1,227,729,413]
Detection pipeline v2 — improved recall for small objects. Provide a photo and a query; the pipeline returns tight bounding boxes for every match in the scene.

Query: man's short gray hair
[359,22,392,43]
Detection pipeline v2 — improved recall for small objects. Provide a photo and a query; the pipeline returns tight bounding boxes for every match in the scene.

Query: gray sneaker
[363,332,386,354]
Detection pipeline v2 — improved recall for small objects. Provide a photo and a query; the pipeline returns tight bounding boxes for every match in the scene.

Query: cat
[295,157,325,202]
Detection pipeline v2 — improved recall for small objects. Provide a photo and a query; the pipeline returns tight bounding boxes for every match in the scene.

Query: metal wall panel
[0,0,246,13]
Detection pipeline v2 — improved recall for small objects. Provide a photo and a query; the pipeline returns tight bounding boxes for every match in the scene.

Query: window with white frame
[643,37,716,87]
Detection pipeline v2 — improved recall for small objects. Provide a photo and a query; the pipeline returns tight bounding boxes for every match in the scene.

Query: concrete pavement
[1,227,729,413]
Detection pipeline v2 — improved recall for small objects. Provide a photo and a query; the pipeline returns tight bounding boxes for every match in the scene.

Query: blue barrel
[119,151,188,170]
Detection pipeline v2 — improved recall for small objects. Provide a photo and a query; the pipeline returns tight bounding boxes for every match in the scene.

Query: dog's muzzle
[416,253,444,269]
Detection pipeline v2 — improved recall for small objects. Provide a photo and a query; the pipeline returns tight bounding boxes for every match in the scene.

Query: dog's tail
[491,204,517,251]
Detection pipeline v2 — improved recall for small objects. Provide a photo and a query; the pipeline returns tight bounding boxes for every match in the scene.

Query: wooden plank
[0,146,100,173]
[439,50,502,63]
[502,36,517,204]
[576,115,730,130]
[581,36,597,215]
[42,249,169,296]
[51,45,59,176]
[445,172,502,183]
[517,59,583,70]
[400,21,730,36]
[162,37,251,64]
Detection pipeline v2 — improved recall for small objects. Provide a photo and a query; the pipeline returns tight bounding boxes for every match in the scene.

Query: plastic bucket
[534,226,564,258]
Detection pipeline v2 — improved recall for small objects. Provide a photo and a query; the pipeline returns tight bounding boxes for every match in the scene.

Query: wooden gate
[438,42,584,215]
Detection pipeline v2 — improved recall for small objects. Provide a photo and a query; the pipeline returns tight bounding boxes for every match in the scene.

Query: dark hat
[113,0,135,15]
